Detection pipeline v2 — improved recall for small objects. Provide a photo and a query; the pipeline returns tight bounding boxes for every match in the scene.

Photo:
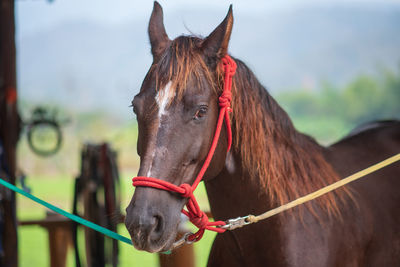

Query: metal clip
[170,232,194,251]
[218,216,251,231]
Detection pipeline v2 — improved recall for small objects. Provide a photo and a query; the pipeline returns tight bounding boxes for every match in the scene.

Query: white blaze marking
[147,81,175,177]
[155,81,174,118]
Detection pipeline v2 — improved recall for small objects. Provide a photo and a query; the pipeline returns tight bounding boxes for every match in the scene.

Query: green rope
[0,177,171,254]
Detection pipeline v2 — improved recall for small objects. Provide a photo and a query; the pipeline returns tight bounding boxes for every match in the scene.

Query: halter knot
[179,183,193,198]
[221,56,237,77]
[189,211,209,230]
[218,90,232,109]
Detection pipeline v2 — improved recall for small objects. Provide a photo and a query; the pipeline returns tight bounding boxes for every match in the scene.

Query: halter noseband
[132,55,237,243]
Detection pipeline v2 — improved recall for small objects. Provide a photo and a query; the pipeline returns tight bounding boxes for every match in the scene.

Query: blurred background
[10,0,400,266]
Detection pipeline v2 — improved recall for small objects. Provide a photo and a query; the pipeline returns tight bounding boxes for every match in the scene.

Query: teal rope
[0,177,132,245]
[0,177,172,254]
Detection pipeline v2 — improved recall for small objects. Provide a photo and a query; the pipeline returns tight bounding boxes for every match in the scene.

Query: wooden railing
[19,211,214,267]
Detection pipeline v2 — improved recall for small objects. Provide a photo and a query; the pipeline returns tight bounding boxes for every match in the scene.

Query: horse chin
[131,238,173,253]
[155,232,179,253]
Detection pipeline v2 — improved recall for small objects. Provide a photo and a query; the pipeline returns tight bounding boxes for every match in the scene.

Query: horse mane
[231,59,354,217]
[152,35,351,218]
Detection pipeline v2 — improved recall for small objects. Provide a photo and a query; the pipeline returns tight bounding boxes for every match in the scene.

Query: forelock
[151,35,221,104]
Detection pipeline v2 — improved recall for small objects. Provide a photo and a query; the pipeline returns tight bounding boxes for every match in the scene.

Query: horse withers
[125,2,400,266]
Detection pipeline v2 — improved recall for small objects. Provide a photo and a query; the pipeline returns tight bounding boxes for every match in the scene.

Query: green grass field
[17,173,215,267]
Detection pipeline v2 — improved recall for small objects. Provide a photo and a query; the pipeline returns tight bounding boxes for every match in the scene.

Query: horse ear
[201,5,233,61]
[148,1,170,61]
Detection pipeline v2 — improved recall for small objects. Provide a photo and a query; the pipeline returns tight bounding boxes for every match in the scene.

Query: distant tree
[342,75,383,123]
[277,65,400,142]
[381,67,400,118]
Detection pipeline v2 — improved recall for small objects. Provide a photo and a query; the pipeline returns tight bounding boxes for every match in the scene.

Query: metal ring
[170,232,193,250]
[27,120,62,157]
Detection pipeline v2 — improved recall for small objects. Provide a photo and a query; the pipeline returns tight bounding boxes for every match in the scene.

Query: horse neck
[206,59,344,220]
[204,151,273,220]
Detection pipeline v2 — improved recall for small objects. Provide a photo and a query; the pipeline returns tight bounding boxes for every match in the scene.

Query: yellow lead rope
[220,153,400,230]
[246,153,400,224]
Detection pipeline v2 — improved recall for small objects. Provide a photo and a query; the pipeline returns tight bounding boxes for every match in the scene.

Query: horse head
[125,2,234,252]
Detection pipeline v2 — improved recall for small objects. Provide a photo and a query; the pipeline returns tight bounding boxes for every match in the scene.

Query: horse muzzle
[125,187,183,252]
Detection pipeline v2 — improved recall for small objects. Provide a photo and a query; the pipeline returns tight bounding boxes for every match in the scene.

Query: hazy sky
[15,0,400,117]
[16,0,400,37]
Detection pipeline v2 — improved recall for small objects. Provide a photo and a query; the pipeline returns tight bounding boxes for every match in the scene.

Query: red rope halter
[132,55,237,242]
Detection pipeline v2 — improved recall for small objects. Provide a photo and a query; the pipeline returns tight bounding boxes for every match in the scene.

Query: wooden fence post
[0,0,19,266]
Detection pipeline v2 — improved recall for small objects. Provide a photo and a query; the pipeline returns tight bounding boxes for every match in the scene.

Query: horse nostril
[153,214,163,234]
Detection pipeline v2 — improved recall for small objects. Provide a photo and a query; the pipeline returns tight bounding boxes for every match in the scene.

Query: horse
[124,2,400,266]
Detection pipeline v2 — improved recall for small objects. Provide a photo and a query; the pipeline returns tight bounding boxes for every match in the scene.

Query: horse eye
[193,106,208,120]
